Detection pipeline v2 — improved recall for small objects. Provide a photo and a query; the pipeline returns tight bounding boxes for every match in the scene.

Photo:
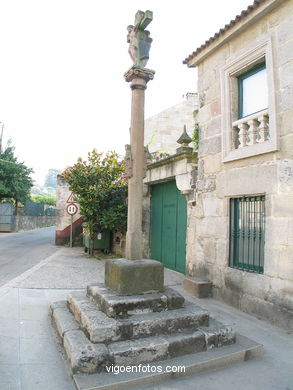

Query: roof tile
[183,0,267,64]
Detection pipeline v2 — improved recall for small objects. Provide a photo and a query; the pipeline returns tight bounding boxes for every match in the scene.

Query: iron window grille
[229,195,265,274]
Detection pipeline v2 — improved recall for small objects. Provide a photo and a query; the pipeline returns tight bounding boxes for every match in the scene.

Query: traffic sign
[66,192,78,203]
[66,203,78,216]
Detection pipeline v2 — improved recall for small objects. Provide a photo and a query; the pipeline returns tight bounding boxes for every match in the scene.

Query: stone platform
[50,283,237,375]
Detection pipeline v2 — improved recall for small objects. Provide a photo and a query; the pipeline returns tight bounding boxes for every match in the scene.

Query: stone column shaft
[124,66,155,260]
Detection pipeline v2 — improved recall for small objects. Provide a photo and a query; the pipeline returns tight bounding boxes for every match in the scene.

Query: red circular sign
[66,203,78,216]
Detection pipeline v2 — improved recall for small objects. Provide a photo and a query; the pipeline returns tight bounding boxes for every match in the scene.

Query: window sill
[229,265,264,274]
[223,141,277,162]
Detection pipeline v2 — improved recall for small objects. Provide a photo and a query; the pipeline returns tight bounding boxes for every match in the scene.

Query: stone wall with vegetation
[187,1,293,329]
[145,93,198,155]
[14,216,57,232]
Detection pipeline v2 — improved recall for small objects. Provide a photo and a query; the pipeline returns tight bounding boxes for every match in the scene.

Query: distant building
[145,93,198,154]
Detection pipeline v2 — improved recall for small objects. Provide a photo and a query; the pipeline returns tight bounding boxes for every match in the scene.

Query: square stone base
[183,277,212,298]
[105,259,164,295]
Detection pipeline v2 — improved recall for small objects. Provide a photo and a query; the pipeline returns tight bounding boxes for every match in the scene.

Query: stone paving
[0,287,75,390]
[0,247,292,390]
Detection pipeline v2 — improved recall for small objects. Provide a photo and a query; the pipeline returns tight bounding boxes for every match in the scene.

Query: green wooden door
[150,181,187,274]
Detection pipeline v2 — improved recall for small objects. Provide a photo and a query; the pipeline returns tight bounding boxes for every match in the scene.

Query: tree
[63,149,127,241]
[0,141,33,204]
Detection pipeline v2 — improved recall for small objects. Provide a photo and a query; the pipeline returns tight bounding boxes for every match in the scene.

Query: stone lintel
[105,258,164,295]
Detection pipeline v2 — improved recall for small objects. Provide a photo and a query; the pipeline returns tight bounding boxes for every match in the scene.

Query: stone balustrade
[232,109,269,149]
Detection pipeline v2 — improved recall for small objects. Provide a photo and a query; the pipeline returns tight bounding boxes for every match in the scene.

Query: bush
[63,149,127,239]
[30,194,56,206]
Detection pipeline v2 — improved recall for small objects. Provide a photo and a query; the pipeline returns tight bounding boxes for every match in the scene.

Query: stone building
[183,0,293,329]
[144,0,292,330]
[55,174,82,245]
[145,92,198,155]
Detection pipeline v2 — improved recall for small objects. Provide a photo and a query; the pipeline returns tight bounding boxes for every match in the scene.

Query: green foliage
[149,151,170,161]
[30,194,56,206]
[146,132,156,149]
[192,123,199,151]
[192,110,199,151]
[0,140,33,202]
[146,130,171,162]
[63,150,127,238]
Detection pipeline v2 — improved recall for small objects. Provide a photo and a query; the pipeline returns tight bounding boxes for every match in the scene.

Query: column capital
[124,65,155,85]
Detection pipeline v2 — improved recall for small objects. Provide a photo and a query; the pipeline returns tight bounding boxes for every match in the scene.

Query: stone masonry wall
[145,93,198,155]
[14,216,57,232]
[187,1,293,329]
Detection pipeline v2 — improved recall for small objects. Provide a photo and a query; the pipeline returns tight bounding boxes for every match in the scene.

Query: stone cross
[127,10,153,68]
[104,11,162,296]
[124,11,155,260]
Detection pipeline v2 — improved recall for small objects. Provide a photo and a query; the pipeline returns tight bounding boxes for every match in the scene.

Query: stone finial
[177,125,192,146]
[176,125,193,155]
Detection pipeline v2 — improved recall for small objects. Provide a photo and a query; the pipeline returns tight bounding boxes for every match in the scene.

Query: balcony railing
[232,109,269,149]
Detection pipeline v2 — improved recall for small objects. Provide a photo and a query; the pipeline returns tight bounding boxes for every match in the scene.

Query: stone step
[67,292,119,343]
[50,300,236,374]
[108,320,236,366]
[87,283,185,317]
[73,334,263,390]
[51,300,80,338]
[64,329,112,374]
[67,291,209,343]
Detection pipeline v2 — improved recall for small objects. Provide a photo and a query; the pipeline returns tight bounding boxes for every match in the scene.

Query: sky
[0,0,253,185]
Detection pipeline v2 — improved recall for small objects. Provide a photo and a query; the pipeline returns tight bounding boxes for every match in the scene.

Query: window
[238,63,268,119]
[229,195,265,274]
[220,40,278,162]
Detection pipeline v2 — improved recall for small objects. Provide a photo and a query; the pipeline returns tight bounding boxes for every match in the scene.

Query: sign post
[66,203,79,248]
[70,215,73,248]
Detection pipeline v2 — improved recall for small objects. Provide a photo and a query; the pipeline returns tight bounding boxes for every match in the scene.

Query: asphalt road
[0,226,58,287]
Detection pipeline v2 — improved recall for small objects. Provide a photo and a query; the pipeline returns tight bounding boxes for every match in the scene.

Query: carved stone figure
[127,10,153,67]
